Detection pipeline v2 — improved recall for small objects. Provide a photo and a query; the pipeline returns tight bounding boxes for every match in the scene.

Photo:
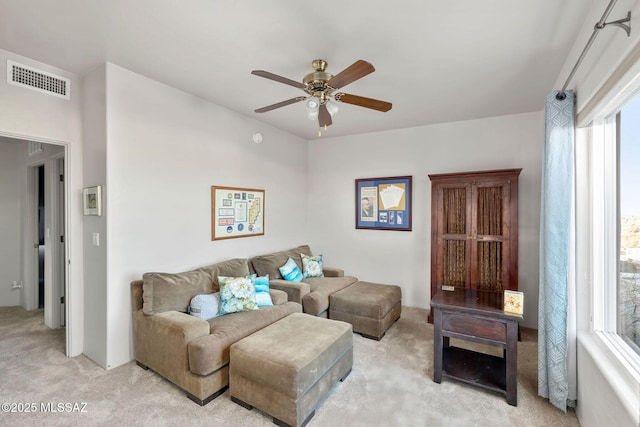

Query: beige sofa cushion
[251,245,312,279]
[305,275,358,294]
[142,258,249,315]
[199,258,250,291]
[299,276,358,316]
[187,301,302,376]
[142,270,213,315]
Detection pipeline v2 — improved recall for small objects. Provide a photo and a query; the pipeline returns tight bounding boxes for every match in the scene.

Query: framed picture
[356,176,412,231]
[504,290,524,315]
[211,186,265,240]
[82,185,102,216]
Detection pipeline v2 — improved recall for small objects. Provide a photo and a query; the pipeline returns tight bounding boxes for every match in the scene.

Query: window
[591,85,640,370]
[618,94,640,354]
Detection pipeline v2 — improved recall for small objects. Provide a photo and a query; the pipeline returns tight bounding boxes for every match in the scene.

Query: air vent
[7,60,70,100]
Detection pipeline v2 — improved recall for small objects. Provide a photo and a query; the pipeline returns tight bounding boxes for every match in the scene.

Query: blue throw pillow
[251,274,273,307]
[279,257,303,282]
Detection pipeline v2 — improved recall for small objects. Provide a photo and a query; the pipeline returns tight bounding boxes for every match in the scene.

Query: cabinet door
[434,183,472,288]
[472,179,512,291]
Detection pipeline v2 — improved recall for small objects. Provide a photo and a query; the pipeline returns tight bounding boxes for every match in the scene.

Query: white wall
[82,65,108,367]
[0,140,21,306]
[307,112,542,328]
[0,48,84,357]
[555,0,640,425]
[97,64,309,368]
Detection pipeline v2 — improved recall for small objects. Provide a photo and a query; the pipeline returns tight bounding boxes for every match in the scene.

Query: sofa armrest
[268,279,310,304]
[269,288,288,305]
[302,291,329,316]
[132,308,210,382]
[323,267,344,277]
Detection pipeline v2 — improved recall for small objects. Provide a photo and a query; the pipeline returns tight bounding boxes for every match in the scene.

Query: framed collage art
[211,186,264,240]
[356,176,412,231]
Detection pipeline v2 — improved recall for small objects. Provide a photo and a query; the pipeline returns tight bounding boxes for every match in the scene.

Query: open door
[27,146,66,330]
[57,157,66,327]
[36,165,45,309]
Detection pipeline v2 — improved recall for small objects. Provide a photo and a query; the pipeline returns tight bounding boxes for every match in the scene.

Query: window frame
[590,95,640,379]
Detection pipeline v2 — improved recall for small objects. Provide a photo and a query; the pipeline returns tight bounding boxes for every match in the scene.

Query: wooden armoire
[428,168,521,321]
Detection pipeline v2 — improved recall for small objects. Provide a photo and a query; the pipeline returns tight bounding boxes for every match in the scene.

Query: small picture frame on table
[503,290,524,315]
[83,186,102,216]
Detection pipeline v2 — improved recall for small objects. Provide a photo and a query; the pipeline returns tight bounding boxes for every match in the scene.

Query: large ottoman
[229,313,353,427]
[330,281,402,340]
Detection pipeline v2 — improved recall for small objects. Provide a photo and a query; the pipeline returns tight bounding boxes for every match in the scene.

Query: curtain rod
[556,0,631,100]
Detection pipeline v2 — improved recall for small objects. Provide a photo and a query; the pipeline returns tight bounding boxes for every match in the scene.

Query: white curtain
[538,90,577,412]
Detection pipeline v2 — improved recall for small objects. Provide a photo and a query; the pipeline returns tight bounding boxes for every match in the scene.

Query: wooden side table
[431,288,522,406]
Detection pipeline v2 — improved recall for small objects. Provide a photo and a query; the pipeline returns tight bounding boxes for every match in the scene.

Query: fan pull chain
[318,124,329,137]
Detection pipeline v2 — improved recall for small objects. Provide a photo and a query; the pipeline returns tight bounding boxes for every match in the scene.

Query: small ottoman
[229,313,353,427]
[330,281,402,340]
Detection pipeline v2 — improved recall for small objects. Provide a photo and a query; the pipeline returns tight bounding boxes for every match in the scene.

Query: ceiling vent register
[7,60,70,100]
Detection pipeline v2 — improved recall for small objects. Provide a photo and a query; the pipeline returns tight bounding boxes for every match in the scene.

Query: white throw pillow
[189,292,220,320]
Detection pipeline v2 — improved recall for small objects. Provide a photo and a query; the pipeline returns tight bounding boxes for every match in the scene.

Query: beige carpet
[0,306,579,426]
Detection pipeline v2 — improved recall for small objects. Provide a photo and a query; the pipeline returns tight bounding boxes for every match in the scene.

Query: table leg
[433,308,443,383]
[505,320,518,406]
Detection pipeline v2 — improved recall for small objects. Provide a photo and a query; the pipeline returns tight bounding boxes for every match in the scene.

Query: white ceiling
[0,0,595,140]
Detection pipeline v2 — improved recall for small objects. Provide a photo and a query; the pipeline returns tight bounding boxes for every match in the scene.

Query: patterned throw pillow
[189,292,220,320]
[301,254,324,278]
[251,275,273,307]
[218,276,258,315]
[279,257,303,282]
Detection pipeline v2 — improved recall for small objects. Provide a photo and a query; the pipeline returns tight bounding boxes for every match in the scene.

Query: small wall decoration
[211,186,265,240]
[356,176,412,231]
[82,185,102,216]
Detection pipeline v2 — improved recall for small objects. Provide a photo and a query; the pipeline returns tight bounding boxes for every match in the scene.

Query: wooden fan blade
[255,96,306,113]
[327,60,375,89]
[335,93,392,112]
[318,104,332,128]
[251,70,306,89]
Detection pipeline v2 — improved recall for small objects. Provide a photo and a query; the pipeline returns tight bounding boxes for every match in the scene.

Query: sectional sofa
[131,245,401,405]
[131,257,301,405]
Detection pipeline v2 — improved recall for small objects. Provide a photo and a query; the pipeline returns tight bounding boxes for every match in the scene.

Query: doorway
[0,132,72,357]
[8,139,69,351]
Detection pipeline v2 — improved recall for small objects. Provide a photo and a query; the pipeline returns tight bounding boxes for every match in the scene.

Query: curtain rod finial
[556,92,567,101]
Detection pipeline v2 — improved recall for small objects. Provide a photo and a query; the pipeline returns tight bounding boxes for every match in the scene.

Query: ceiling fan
[251,59,392,134]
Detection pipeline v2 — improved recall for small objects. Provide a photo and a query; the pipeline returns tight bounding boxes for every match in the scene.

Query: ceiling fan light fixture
[305,96,320,120]
[305,96,320,111]
[326,100,339,116]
